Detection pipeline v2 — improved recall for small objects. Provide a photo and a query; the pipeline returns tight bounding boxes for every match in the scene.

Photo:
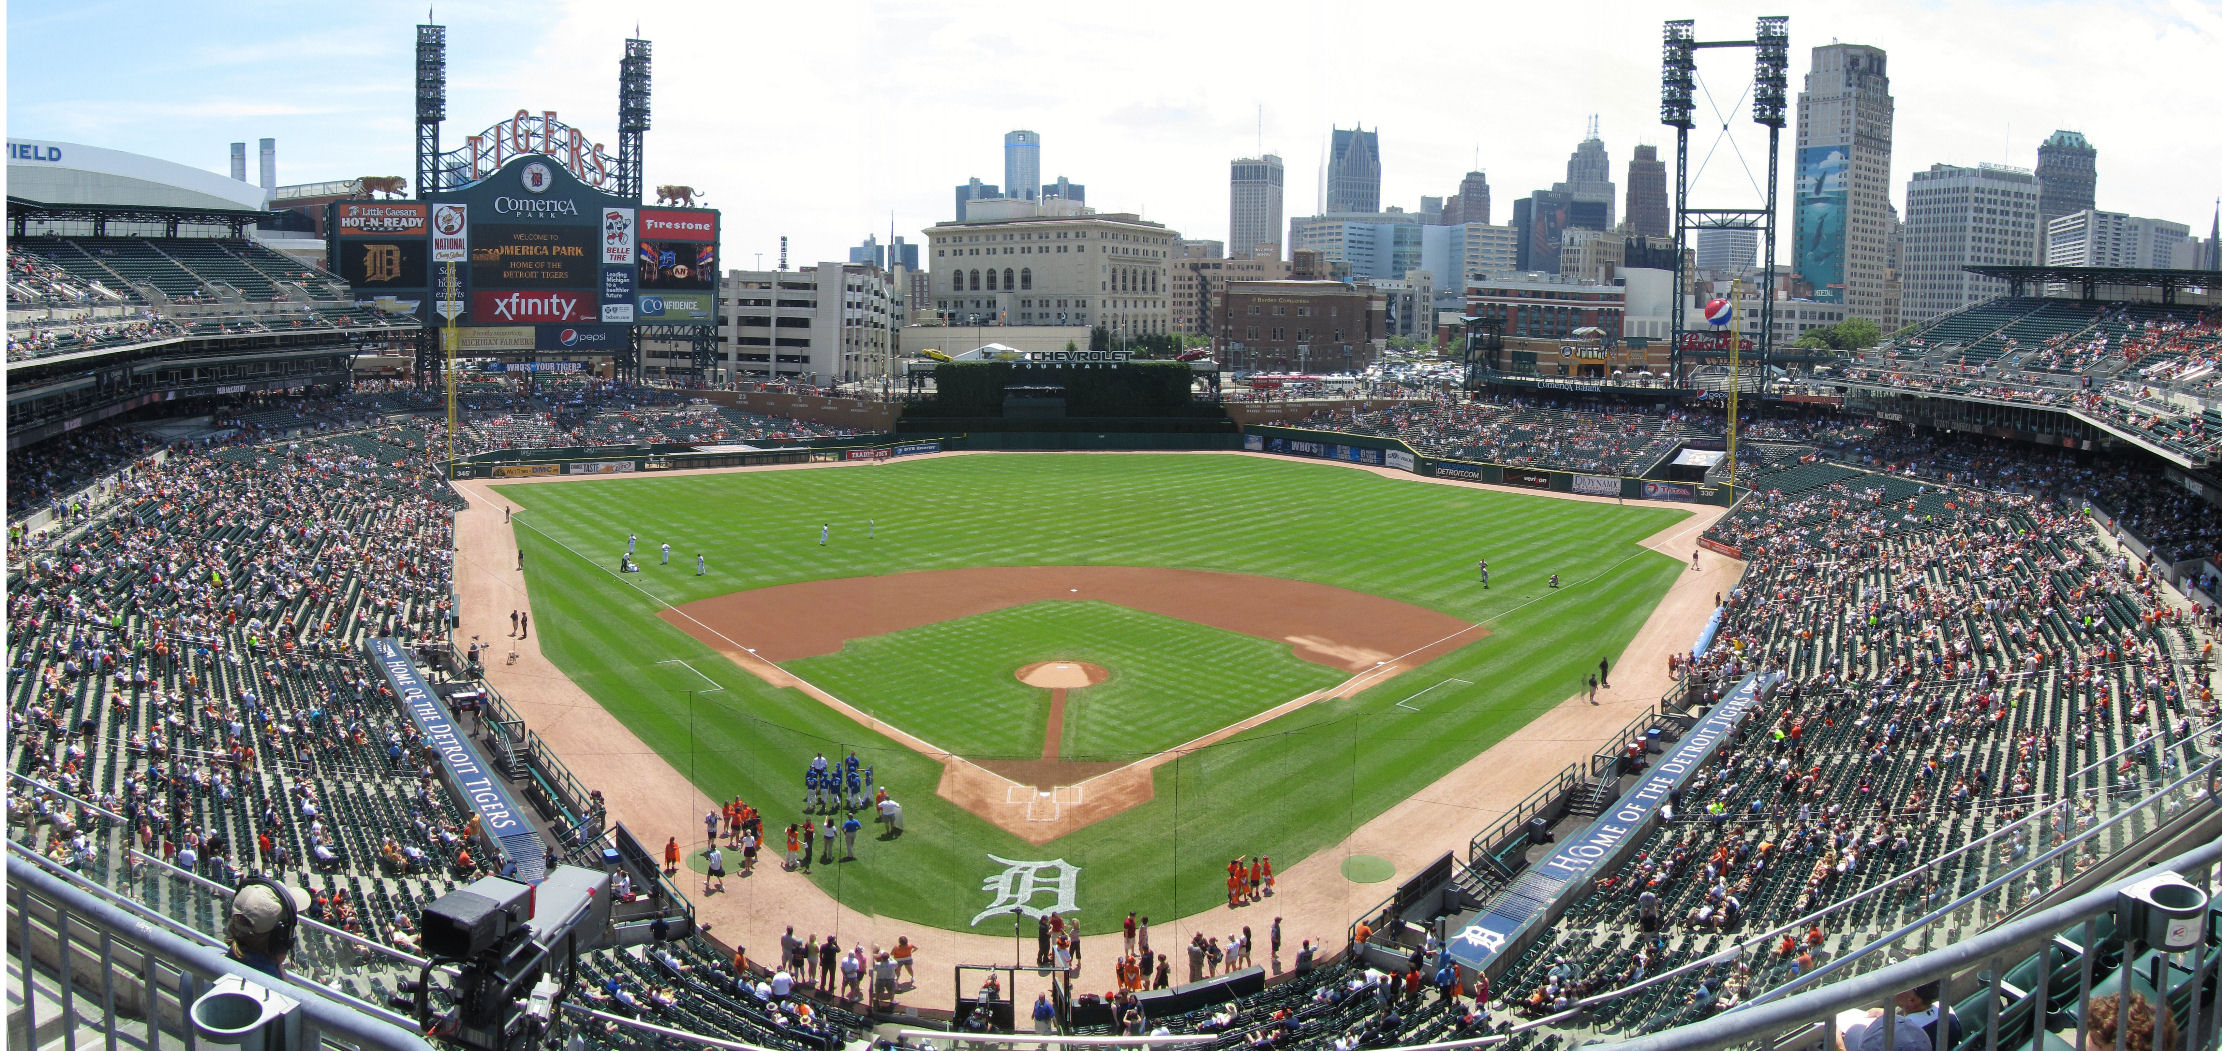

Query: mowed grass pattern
[784,601,1346,759]
[500,454,1692,930]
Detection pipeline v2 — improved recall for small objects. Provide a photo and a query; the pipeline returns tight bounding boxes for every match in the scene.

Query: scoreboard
[333,153,718,351]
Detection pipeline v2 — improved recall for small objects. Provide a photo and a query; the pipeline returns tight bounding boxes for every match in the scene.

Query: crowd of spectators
[1485,446,2219,1039]
[11,374,2221,1051]
[8,246,128,305]
[1298,393,1688,475]
[1833,301,2222,463]
[8,312,178,360]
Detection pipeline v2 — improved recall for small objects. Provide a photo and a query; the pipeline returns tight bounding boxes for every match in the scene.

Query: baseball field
[497,453,1689,931]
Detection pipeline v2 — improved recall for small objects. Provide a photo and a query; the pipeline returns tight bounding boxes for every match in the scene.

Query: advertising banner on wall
[1385,450,1415,472]
[336,201,428,235]
[431,203,469,263]
[435,264,465,321]
[1793,145,1848,303]
[536,323,623,352]
[1571,474,1619,496]
[601,267,635,323]
[601,207,635,265]
[1505,469,1554,489]
[448,326,535,353]
[471,290,595,324]
[640,208,716,242]
[1642,481,1697,501]
[635,293,714,322]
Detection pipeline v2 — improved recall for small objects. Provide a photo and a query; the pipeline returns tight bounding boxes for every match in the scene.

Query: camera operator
[228,878,311,980]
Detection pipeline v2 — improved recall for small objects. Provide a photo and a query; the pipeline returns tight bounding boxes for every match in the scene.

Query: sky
[9,0,2221,267]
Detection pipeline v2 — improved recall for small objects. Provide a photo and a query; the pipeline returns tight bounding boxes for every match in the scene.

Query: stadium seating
[12,385,2221,1051]
[1297,397,1687,475]
[6,234,374,363]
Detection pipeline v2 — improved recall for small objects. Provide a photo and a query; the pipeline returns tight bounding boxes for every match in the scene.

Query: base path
[450,453,1739,1013]
[662,565,1476,671]
[660,566,1482,840]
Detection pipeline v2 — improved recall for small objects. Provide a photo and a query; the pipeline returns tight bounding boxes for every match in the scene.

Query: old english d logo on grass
[972,855,1080,926]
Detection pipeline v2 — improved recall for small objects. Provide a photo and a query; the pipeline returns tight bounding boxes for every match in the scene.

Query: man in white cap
[227,879,311,980]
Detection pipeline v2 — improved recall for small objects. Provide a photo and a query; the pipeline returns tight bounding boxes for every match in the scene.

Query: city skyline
[7,0,2218,269]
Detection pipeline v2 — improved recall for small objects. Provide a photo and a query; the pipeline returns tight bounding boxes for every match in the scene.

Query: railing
[1503,721,2222,1042]
[1466,763,1584,874]
[1601,831,2222,1051]
[7,852,434,1051]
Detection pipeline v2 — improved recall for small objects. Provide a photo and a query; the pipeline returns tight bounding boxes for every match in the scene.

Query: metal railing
[7,853,434,1051]
[1600,832,2222,1051]
[1472,714,2222,1042]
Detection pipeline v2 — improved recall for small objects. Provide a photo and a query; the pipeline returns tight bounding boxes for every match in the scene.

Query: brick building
[1211,279,1385,373]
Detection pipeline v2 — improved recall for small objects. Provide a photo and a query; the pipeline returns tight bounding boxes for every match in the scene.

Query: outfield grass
[784,600,1347,759]
[500,454,1690,931]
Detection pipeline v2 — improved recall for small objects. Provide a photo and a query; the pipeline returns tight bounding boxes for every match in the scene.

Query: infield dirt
[658,566,1482,838]
[451,452,1735,1010]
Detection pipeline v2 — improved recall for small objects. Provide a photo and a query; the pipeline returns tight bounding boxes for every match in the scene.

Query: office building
[1168,241,1290,336]
[1230,155,1286,260]
[1419,223,1519,291]
[954,177,1001,222]
[848,234,919,272]
[2045,209,2190,269]
[1464,273,1626,342]
[1441,171,1490,227]
[1512,191,1609,275]
[1212,279,1385,373]
[1005,131,1041,203]
[1287,211,1427,283]
[923,208,1178,337]
[1696,228,1758,271]
[721,263,899,385]
[1327,126,1381,214]
[1625,145,1669,238]
[1042,175,1084,203]
[1556,121,1616,229]
[1901,162,2040,324]
[1794,43,1896,326]
[2035,130,2097,236]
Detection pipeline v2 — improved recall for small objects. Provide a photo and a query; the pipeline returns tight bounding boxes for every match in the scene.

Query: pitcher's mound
[1016,661,1109,689]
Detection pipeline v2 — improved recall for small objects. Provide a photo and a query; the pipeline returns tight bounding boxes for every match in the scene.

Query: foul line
[1395,677,1473,711]
[655,659,725,693]
[1329,535,1697,699]
[502,510,970,761]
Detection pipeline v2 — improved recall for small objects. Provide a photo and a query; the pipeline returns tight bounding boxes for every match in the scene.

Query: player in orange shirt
[1260,855,1274,896]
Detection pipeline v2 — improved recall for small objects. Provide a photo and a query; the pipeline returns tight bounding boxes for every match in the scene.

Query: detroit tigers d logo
[971,855,1081,926]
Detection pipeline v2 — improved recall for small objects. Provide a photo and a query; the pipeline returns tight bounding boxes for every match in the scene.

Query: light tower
[1661,16,1787,408]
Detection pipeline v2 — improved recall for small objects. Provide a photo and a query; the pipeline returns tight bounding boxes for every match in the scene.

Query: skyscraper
[2045,210,2188,269]
[1902,163,2039,324]
[1696,228,1758,271]
[1327,126,1381,214]
[1794,43,1895,327]
[1041,175,1085,203]
[1005,131,1041,203]
[1554,119,1615,230]
[2035,130,2097,244]
[953,177,1001,222]
[1625,145,1669,238]
[1230,155,1285,260]
[1442,171,1490,227]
